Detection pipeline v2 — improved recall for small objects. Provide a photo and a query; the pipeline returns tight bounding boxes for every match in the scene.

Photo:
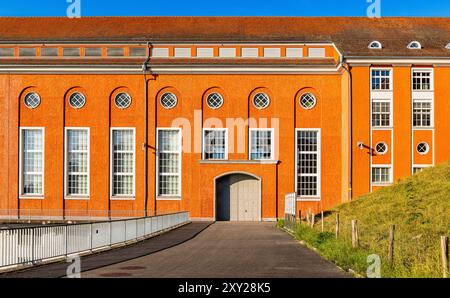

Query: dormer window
[407,41,422,49]
[368,41,382,49]
[445,43,450,50]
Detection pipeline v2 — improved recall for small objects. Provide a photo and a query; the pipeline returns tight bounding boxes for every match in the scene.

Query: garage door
[216,174,261,221]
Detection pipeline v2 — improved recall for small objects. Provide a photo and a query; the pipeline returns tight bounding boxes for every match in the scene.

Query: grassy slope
[305,161,450,277]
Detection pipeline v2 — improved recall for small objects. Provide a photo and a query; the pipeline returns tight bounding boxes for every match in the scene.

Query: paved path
[82,222,349,278]
[2,222,211,278]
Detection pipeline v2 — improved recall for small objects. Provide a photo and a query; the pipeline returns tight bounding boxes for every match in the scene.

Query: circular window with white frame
[24,92,41,109]
[375,142,388,155]
[416,142,430,155]
[206,92,224,109]
[252,92,270,109]
[160,92,178,109]
[114,92,132,109]
[69,92,87,109]
[299,93,317,110]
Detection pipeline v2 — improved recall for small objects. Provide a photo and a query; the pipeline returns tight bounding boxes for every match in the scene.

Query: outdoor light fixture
[357,142,365,150]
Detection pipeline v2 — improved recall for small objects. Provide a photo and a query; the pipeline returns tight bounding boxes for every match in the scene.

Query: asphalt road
[82,222,349,278]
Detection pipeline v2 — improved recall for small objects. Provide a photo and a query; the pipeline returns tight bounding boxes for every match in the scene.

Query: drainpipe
[142,42,152,217]
[342,62,353,202]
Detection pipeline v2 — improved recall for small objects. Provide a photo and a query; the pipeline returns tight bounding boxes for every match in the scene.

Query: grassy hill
[289,161,450,278]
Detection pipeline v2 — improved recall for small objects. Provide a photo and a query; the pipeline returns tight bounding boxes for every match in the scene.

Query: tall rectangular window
[371,167,392,183]
[372,100,392,127]
[111,128,135,197]
[157,129,182,197]
[203,129,227,160]
[20,128,44,196]
[413,100,432,127]
[65,128,89,197]
[250,129,274,160]
[371,69,391,90]
[412,70,432,90]
[296,129,321,198]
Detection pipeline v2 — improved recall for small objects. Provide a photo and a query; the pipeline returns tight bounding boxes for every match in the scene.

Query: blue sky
[0,0,449,17]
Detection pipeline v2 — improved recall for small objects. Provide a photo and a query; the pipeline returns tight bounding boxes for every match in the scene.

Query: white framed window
[407,41,422,50]
[160,92,178,109]
[249,128,274,160]
[412,69,433,91]
[412,165,431,174]
[206,92,224,109]
[114,92,132,109]
[296,129,321,199]
[413,100,433,127]
[371,69,392,91]
[375,142,388,155]
[24,92,41,109]
[371,166,392,184]
[252,92,270,109]
[416,142,430,155]
[203,128,228,160]
[65,128,90,197]
[110,128,135,198]
[299,93,317,110]
[372,100,392,127]
[368,41,382,49]
[157,128,182,197]
[69,92,86,109]
[19,127,44,197]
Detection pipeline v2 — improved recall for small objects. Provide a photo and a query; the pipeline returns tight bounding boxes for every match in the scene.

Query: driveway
[82,222,349,278]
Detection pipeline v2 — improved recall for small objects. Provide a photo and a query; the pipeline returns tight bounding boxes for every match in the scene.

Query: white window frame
[110,127,136,200]
[156,128,182,199]
[249,128,275,161]
[19,127,45,199]
[412,164,432,175]
[412,69,434,91]
[202,128,228,160]
[371,68,393,91]
[64,127,90,199]
[371,99,392,128]
[295,128,321,201]
[371,165,393,185]
[412,99,434,128]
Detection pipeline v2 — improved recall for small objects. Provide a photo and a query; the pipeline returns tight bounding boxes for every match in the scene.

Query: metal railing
[0,211,189,270]
[0,209,156,222]
[284,193,297,232]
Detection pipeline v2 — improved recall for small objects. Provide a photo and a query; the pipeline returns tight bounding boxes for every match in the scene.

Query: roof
[0,17,449,57]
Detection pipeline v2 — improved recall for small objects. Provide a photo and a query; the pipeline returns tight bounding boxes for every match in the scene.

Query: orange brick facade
[0,17,449,221]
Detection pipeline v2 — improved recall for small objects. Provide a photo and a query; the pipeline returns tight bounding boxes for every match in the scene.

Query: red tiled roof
[1,17,450,57]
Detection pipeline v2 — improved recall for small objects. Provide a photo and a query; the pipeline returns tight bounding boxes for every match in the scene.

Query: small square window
[85,48,103,57]
[63,48,80,57]
[19,48,36,57]
[0,48,14,57]
[41,48,59,57]
[129,47,147,57]
[107,48,124,57]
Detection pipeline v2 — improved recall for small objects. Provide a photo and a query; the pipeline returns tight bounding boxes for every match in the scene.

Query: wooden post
[441,236,449,278]
[310,213,315,228]
[351,220,359,248]
[321,211,324,232]
[388,225,395,266]
[306,209,310,225]
[335,213,340,238]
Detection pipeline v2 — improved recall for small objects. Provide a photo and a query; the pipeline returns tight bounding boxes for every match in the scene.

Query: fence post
[321,211,324,232]
[310,213,315,228]
[306,209,310,225]
[441,236,449,278]
[388,225,395,266]
[335,213,340,238]
[351,219,359,248]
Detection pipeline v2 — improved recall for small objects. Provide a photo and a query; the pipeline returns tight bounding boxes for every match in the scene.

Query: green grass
[283,161,450,278]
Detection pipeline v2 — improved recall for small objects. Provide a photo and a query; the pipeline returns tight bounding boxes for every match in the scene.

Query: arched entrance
[215,173,261,221]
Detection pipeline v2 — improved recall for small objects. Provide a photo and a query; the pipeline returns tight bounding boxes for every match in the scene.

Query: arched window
[407,41,422,50]
[368,41,382,49]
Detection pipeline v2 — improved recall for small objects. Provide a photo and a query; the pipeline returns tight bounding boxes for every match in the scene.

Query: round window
[69,92,86,109]
[300,93,317,110]
[416,142,430,155]
[206,92,224,109]
[114,92,132,109]
[24,92,41,109]
[375,142,388,155]
[160,92,177,109]
[253,92,270,109]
